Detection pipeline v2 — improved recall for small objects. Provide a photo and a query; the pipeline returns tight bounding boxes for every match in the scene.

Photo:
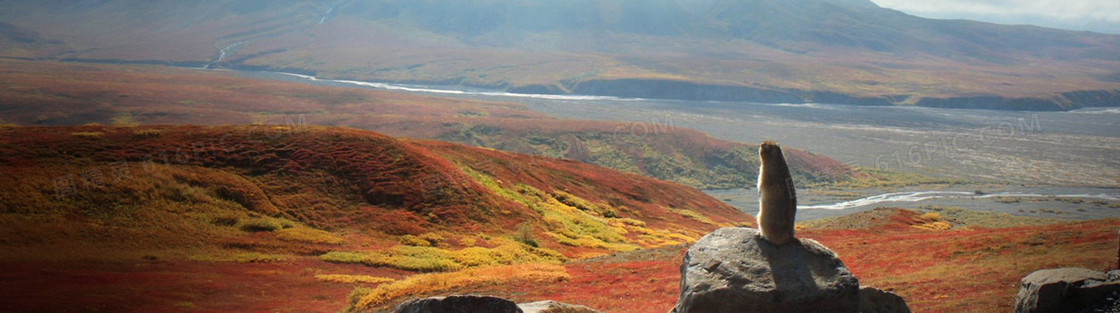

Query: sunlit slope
[0,125,749,262]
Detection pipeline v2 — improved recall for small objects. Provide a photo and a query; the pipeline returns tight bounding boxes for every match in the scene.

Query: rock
[859,286,910,313]
[1013,267,1120,313]
[394,295,522,313]
[518,300,601,313]
[671,227,860,313]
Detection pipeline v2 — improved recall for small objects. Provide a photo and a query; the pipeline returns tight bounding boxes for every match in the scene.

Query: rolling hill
[2,0,1120,110]
[0,124,756,311]
[0,125,748,256]
[4,136,1110,313]
[0,60,856,189]
[0,124,1112,312]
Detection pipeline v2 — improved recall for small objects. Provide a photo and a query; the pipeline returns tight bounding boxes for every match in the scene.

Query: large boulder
[859,286,910,313]
[1013,267,1120,313]
[518,300,601,313]
[394,295,522,313]
[671,227,860,313]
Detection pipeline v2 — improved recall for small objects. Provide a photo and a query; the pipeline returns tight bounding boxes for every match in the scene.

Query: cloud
[871,0,1120,21]
[870,0,1120,33]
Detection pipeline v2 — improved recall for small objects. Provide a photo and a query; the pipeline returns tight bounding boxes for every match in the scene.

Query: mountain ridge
[2,0,1120,110]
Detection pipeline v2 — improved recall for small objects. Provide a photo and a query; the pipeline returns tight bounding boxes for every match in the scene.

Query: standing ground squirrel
[757,141,797,246]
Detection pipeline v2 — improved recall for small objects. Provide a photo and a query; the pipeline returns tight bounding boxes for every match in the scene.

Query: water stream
[272,72,633,101]
[705,186,1120,221]
[319,7,334,25]
[202,41,249,69]
[224,70,1120,222]
[799,190,1120,211]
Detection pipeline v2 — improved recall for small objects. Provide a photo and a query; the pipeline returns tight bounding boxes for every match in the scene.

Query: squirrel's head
[760,141,783,161]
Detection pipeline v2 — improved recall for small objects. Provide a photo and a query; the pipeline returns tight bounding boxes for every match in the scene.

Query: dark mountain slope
[323,0,1117,58]
[0,21,69,57]
[3,0,1118,109]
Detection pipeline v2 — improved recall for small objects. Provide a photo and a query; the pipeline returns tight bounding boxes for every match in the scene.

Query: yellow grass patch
[314,274,395,285]
[320,238,567,272]
[351,263,570,309]
[275,227,344,245]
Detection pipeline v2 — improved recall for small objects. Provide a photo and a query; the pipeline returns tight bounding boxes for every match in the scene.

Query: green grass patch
[190,252,286,263]
[315,274,395,285]
[320,238,567,272]
[239,217,283,232]
[275,227,344,245]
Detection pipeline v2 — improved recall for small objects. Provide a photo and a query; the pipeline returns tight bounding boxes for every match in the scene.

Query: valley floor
[711,183,1120,222]
[0,61,1116,312]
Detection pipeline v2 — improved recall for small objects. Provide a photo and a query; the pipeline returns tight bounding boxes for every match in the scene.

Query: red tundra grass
[0,124,752,312]
[805,213,1120,313]
[459,211,1118,313]
[0,257,408,313]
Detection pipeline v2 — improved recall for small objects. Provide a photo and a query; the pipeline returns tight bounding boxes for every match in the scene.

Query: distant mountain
[0,22,68,57]
[2,0,1119,109]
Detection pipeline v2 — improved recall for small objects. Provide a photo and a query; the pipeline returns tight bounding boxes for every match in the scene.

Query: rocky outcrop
[394,295,522,313]
[1060,89,1120,108]
[1013,267,1120,313]
[859,286,911,313]
[671,227,860,313]
[517,300,601,313]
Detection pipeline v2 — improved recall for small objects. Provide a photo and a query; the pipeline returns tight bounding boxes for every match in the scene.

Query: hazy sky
[870,0,1120,34]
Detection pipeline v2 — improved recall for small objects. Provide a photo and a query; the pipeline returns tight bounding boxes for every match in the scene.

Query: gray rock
[394,295,522,313]
[859,286,910,313]
[1014,267,1120,313]
[671,227,860,313]
[518,300,601,313]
